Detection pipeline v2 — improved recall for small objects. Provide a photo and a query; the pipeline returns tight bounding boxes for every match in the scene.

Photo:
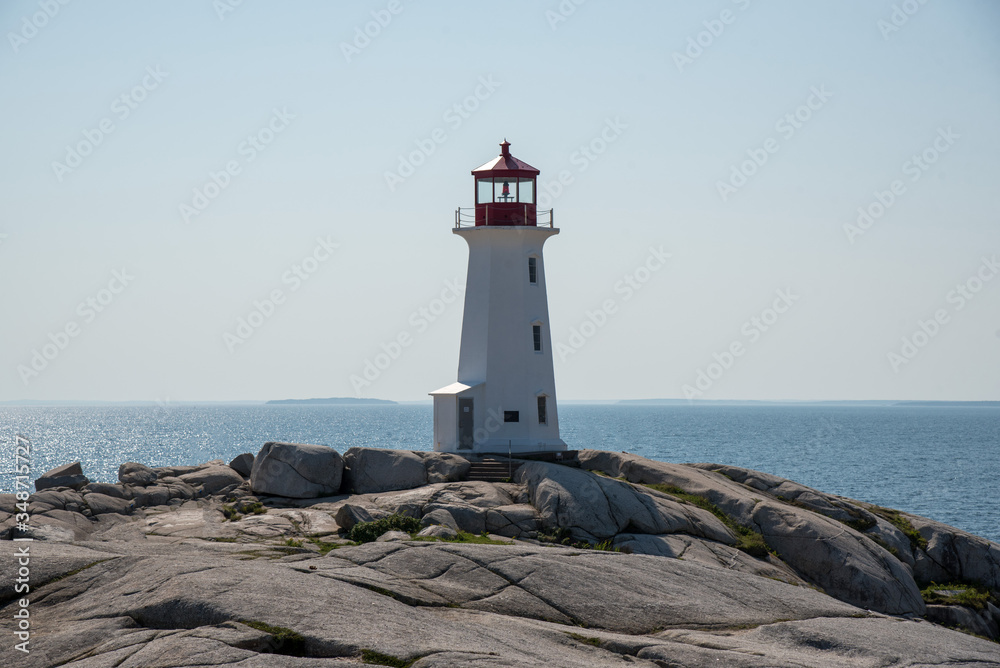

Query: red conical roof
[472,140,539,177]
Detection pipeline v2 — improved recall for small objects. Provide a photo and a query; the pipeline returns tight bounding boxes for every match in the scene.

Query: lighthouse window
[532,325,542,352]
[517,179,534,204]
[537,396,547,425]
[503,411,519,423]
[528,257,537,284]
[477,179,493,204]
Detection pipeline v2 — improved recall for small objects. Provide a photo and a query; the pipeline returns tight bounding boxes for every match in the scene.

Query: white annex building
[430,141,567,454]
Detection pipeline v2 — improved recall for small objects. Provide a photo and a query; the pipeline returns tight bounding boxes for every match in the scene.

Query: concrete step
[466,460,521,483]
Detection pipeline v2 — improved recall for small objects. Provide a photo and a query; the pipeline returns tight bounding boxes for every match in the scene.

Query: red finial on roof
[500,139,511,157]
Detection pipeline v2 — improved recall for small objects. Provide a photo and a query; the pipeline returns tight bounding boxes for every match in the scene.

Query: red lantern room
[457,140,552,227]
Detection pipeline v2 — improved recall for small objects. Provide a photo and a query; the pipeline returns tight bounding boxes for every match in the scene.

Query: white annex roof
[429,381,483,396]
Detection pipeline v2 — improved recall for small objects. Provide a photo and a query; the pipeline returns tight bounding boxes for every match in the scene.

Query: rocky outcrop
[334,503,388,530]
[910,514,1000,591]
[343,447,427,493]
[118,461,157,486]
[34,461,89,491]
[342,448,471,494]
[228,452,254,478]
[2,540,998,668]
[517,460,735,544]
[613,533,806,583]
[82,492,134,516]
[578,450,927,616]
[422,451,472,483]
[2,448,999,666]
[417,523,458,539]
[420,507,459,532]
[179,465,246,496]
[250,441,343,498]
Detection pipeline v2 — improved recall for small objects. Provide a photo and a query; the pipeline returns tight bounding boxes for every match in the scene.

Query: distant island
[265,397,397,405]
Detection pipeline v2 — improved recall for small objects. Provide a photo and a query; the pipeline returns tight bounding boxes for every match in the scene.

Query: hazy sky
[2,1,998,402]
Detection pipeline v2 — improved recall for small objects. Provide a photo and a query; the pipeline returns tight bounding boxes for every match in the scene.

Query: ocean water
[1,404,997,543]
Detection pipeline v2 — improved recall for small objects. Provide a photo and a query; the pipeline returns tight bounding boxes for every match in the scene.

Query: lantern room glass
[517,178,534,204]
[475,177,536,205]
[476,179,492,204]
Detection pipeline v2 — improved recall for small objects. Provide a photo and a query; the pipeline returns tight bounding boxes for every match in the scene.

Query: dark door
[458,398,474,450]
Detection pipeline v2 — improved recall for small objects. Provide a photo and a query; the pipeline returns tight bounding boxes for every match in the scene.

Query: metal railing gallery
[454,207,555,228]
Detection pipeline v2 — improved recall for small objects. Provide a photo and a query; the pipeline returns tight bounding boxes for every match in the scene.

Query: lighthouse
[430,141,567,454]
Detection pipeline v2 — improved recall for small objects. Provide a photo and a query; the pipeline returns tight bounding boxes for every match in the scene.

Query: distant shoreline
[617,399,1000,407]
[1,399,996,407]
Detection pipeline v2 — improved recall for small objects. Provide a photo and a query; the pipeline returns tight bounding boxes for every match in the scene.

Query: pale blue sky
[1,0,998,402]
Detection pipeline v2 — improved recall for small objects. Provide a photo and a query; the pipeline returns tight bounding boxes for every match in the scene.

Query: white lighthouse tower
[430,141,567,454]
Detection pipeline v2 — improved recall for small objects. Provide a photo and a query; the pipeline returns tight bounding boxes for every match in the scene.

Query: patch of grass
[239,620,306,656]
[645,483,772,559]
[221,504,242,522]
[921,583,991,611]
[269,546,305,556]
[594,539,620,552]
[307,537,345,554]
[243,501,266,515]
[731,530,770,558]
[348,514,422,543]
[870,506,928,551]
[537,527,594,549]
[567,632,602,647]
[284,538,304,548]
[360,649,415,667]
[841,508,877,533]
[409,530,511,545]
